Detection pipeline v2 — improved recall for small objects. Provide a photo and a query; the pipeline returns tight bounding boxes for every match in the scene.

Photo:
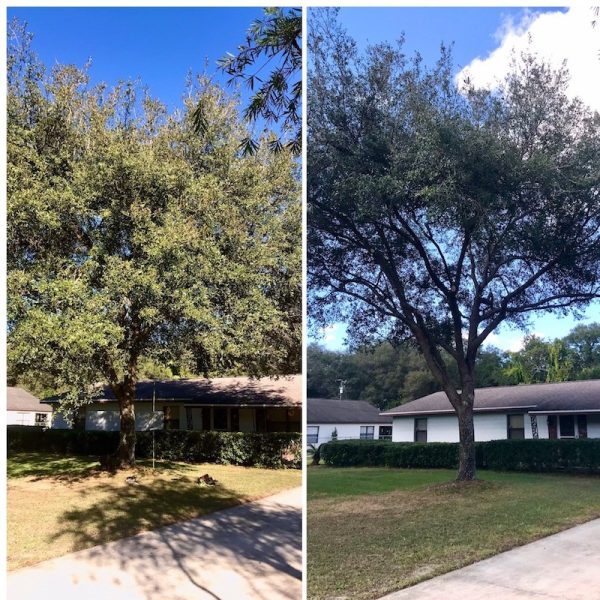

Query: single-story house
[382,379,600,442]
[307,398,393,445]
[47,375,301,433]
[7,387,53,427]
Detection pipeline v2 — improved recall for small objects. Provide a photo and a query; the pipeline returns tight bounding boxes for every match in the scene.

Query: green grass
[8,451,301,571]
[308,466,600,600]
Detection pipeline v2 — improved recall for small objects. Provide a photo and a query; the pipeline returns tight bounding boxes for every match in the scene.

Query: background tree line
[308,322,600,410]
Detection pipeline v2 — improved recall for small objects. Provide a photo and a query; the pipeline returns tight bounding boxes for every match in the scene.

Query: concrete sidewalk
[381,518,600,600]
[8,487,302,600]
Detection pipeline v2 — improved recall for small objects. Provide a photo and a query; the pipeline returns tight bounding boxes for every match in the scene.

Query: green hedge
[7,426,301,469]
[319,439,600,472]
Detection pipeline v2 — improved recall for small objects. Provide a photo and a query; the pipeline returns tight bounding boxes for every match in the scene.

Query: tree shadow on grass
[51,478,301,599]
[7,452,105,481]
[8,452,189,483]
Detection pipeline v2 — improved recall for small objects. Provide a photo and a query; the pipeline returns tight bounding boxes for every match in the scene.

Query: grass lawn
[8,451,300,571]
[308,466,600,600]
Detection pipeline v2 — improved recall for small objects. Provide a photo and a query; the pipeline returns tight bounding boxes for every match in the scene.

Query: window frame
[414,418,427,442]
[378,425,392,440]
[360,425,374,440]
[307,426,319,444]
[559,414,576,438]
[213,407,229,431]
[507,413,525,440]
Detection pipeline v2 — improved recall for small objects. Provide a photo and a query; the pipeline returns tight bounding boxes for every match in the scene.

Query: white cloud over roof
[457,7,600,112]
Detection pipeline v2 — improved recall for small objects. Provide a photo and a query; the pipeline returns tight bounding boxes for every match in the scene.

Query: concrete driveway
[381,518,600,600]
[8,487,302,600]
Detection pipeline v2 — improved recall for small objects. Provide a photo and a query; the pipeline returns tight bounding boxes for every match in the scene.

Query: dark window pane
[559,415,575,437]
[230,409,239,432]
[415,430,427,442]
[577,415,588,439]
[202,407,211,431]
[213,408,228,430]
[509,414,524,428]
[255,408,267,433]
[414,418,427,442]
[507,414,525,439]
[379,426,392,439]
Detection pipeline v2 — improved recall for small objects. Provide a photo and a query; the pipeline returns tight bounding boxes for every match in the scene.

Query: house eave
[529,409,600,415]
[385,405,538,418]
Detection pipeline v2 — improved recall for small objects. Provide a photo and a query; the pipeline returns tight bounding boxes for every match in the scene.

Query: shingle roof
[7,387,52,412]
[308,398,393,424]
[382,379,600,416]
[46,375,301,407]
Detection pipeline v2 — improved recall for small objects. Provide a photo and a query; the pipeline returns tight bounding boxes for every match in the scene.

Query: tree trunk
[116,377,136,467]
[456,405,476,481]
[455,375,476,481]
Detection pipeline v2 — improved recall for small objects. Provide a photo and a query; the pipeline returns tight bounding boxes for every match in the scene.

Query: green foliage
[308,9,600,477]
[194,7,301,155]
[7,20,301,426]
[307,342,450,409]
[308,321,600,410]
[320,440,458,469]
[7,426,301,469]
[320,439,600,472]
[308,443,321,466]
[477,439,600,473]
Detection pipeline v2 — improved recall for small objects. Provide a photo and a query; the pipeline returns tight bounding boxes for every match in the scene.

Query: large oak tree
[7,21,301,466]
[308,13,600,480]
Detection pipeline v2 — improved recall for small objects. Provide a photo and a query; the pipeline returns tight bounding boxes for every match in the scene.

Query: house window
[35,413,48,427]
[414,418,427,442]
[379,426,392,440]
[230,408,240,432]
[307,426,319,444]
[507,414,525,439]
[163,406,180,430]
[360,426,374,440]
[577,415,588,439]
[213,407,228,431]
[559,415,575,438]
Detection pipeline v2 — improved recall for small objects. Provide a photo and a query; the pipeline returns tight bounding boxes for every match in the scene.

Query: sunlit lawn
[308,466,600,600]
[8,451,300,571]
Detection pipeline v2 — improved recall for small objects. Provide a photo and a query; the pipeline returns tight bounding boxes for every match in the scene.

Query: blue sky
[337,7,565,71]
[7,7,265,113]
[310,6,600,353]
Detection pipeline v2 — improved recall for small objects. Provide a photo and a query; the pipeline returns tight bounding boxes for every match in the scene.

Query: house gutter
[383,405,538,417]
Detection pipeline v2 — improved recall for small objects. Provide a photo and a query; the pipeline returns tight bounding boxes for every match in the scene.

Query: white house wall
[393,413,508,442]
[587,415,600,438]
[392,418,414,442]
[7,410,40,426]
[393,412,600,442]
[311,423,389,445]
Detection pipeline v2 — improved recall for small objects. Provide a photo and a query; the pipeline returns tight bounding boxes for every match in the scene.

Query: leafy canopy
[194,7,302,156]
[308,11,600,398]
[7,19,301,413]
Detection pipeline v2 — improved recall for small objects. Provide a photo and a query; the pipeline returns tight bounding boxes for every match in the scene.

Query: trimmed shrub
[477,439,600,473]
[7,426,301,469]
[320,438,600,473]
[319,440,458,468]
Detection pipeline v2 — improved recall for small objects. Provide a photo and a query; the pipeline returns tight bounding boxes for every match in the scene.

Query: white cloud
[484,330,545,353]
[318,322,348,350]
[457,7,600,112]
